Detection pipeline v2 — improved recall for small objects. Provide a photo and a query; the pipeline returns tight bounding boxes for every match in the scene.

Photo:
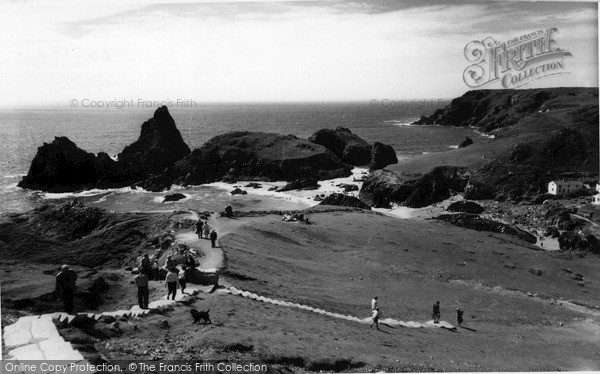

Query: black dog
[191,309,211,324]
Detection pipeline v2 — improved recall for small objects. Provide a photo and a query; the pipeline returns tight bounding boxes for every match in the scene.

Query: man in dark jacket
[56,265,77,314]
[134,269,149,309]
[210,230,218,248]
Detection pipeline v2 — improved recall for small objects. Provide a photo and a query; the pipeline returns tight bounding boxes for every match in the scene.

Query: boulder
[319,193,371,209]
[231,188,248,195]
[458,137,473,148]
[446,201,485,214]
[163,193,186,202]
[118,106,191,180]
[337,183,359,192]
[403,167,471,208]
[359,170,415,208]
[369,142,398,171]
[172,132,351,185]
[309,127,371,166]
[277,178,320,192]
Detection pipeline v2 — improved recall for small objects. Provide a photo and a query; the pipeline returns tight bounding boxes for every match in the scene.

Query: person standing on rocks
[165,268,179,300]
[196,220,204,239]
[371,296,378,311]
[203,222,210,239]
[370,307,381,330]
[140,254,152,274]
[210,230,218,248]
[187,253,195,269]
[165,255,174,271]
[432,301,441,323]
[134,269,149,309]
[55,264,77,314]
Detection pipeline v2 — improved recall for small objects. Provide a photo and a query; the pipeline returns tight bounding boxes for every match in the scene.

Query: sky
[0,0,597,106]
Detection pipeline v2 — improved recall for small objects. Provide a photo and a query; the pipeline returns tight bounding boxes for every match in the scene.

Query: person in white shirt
[165,268,179,300]
[371,296,378,310]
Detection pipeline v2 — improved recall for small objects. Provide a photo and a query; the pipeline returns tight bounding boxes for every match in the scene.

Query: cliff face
[414,87,598,135]
[171,132,352,185]
[364,87,599,206]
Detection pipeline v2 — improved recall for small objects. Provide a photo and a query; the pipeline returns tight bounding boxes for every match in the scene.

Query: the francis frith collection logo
[463,28,572,88]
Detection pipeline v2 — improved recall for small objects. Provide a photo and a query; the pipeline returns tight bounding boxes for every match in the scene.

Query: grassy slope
[97,210,600,372]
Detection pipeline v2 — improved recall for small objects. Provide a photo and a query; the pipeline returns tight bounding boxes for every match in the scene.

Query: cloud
[0,0,596,106]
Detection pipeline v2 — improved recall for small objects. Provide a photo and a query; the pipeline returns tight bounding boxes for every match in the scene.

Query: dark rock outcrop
[172,132,351,186]
[337,183,359,192]
[434,213,536,244]
[18,137,100,192]
[360,167,471,208]
[163,193,186,202]
[369,142,398,170]
[277,178,320,192]
[458,137,473,148]
[309,127,371,166]
[231,188,248,195]
[359,170,414,208]
[403,167,471,208]
[118,106,190,180]
[558,231,600,254]
[19,106,190,192]
[308,127,398,169]
[446,200,484,214]
[319,193,371,209]
[463,181,496,200]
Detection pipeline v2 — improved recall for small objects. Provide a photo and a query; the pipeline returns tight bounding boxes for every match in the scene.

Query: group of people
[195,220,218,248]
[369,297,464,330]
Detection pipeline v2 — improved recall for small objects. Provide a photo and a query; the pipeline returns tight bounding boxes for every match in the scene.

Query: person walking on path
[456,307,464,327]
[165,268,179,300]
[210,230,218,248]
[432,301,441,323]
[371,296,378,310]
[55,265,77,314]
[196,220,204,239]
[134,269,149,309]
[370,307,381,330]
[179,265,188,294]
[203,223,210,239]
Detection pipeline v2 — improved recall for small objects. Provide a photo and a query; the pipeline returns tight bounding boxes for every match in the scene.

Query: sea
[0,103,488,214]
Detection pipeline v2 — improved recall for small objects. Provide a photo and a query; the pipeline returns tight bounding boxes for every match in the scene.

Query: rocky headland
[359,88,599,253]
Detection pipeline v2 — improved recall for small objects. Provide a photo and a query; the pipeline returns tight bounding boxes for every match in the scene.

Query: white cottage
[547,180,584,195]
[592,184,600,205]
